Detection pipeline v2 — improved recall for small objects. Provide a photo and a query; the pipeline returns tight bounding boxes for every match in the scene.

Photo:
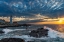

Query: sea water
[0,26,64,42]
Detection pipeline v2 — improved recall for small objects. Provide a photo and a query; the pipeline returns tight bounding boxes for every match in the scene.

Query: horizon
[0,16,64,25]
[0,0,64,25]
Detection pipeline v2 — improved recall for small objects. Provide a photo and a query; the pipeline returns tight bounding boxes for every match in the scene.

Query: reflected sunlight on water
[57,25,64,32]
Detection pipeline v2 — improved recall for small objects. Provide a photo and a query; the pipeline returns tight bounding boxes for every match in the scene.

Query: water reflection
[57,25,64,32]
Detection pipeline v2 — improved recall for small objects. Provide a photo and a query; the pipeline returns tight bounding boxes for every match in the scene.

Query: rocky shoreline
[29,28,48,37]
[0,38,25,42]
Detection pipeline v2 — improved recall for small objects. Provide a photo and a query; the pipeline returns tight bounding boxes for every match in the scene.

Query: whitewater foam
[2,27,64,38]
[2,28,14,34]
[2,28,26,34]
[45,27,64,38]
[1,27,64,42]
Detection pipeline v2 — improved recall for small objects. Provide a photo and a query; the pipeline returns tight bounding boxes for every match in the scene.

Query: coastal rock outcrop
[0,38,25,42]
[0,31,4,34]
[29,28,48,37]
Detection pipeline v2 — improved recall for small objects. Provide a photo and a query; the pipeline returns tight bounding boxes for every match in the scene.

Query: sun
[56,17,64,24]
[59,20,63,23]
[58,19,64,24]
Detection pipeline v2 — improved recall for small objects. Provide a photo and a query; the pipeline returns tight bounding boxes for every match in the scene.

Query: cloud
[0,14,49,22]
[0,0,64,17]
[0,14,64,25]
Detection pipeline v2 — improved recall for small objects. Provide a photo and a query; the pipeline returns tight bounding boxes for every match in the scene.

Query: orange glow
[0,16,64,25]
[59,20,63,23]
[30,18,64,25]
[57,18,64,24]
[57,28,64,32]
[57,25,64,32]
[36,21,64,25]
[58,20,63,24]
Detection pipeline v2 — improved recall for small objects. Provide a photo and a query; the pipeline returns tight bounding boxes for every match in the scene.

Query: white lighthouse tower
[10,16,13,24]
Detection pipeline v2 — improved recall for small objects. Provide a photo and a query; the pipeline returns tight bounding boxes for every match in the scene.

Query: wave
[2,28,26,34]
[45,27,64,38]
[2,27,64,38]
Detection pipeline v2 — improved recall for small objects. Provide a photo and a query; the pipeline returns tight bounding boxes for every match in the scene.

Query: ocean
[0,24,64,42]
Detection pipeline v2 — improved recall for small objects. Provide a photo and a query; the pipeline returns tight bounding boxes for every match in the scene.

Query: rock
[0,38,25,42]
[29,28,49,37]
[0,31,4,34]
[27,41,35,42]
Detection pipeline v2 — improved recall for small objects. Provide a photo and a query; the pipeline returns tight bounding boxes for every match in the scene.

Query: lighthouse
[10,16,13,24]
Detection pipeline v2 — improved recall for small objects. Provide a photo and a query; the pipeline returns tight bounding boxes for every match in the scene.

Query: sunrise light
[58,20,63,23]
[58,18,64,24]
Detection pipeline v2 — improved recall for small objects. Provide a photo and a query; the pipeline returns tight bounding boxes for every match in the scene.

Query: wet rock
[27,41,35,42]
[0,38,25,42]
[29,28,48,37]
[0,31,4,34]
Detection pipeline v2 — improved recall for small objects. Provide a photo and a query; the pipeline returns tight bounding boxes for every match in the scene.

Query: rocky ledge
[29,28,49,37]
[0,31,4,34]
[0,38,25,42]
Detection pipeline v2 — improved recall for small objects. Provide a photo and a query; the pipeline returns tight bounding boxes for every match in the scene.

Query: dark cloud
[0,0,64,17]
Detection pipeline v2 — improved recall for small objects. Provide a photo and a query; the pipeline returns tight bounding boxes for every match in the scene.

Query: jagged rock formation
[0,38,25,42]
[29,28,48,37]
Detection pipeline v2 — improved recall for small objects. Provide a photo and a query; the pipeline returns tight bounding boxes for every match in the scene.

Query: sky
[0,0,64,24]
[0,0,64,17]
